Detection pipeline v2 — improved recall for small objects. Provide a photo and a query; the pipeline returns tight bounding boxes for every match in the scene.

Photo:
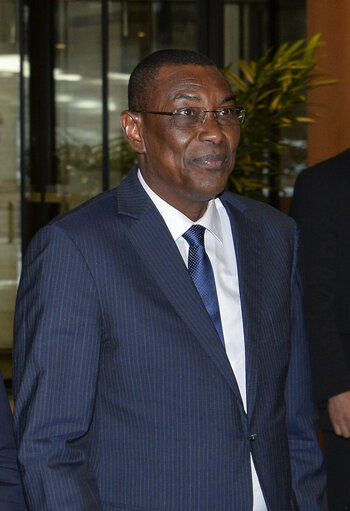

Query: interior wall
[307,0,350,166]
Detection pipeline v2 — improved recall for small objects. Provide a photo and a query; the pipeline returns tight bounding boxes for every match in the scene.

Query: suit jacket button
[248,434,257,441]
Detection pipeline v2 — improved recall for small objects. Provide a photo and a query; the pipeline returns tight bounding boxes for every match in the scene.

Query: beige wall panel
[307,0,350,165]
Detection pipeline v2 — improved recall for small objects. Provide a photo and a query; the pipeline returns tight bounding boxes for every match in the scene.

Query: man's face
[125,64,241,220]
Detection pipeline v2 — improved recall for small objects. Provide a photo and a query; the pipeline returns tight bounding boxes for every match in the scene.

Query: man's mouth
[193,154,227,168]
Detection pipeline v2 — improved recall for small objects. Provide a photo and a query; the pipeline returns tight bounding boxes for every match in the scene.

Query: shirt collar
[138,168,223,243]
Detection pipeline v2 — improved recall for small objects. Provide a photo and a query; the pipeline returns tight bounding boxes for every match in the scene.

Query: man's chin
[188,183,227,203]
[191,171,230,195]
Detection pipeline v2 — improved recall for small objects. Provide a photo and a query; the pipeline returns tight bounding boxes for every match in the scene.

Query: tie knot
[183,224,206,247]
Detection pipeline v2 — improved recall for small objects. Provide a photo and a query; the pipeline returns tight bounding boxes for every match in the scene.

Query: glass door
[108,0,199,187]
[0,0,20,379]
[21,0,199,252]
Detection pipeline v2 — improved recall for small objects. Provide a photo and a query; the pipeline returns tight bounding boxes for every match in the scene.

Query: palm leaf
[222,33,337,199]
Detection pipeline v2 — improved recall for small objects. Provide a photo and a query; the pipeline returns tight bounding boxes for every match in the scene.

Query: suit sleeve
[285,224,328,511]
[0,372,28,511]
[290,170,350,404]
[13,224,104,511]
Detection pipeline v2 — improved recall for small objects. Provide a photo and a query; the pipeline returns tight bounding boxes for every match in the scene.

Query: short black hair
[128,49,217,111]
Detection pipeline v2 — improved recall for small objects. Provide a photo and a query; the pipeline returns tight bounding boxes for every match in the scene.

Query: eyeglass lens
[173,107,245,128]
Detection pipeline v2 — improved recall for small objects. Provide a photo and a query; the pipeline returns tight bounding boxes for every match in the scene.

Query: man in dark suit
[0,371,27,510]
[13,49,327,511]
[290,148,350,511]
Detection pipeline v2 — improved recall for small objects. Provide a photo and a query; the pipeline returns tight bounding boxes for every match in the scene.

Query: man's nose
[198,112,225,143]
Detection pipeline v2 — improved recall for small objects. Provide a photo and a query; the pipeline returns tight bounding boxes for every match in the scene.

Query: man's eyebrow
[221,95,236,104]
[174,93,201,102]
[173,93,236,104]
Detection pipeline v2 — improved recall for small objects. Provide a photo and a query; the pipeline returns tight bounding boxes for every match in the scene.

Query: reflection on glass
[0,0,20,375]
[223,0,307,201]
[108,1,198,187]
[55,1,104,208]
[53,1,198,201]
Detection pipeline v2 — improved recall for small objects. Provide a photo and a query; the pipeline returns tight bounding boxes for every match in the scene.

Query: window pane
[55,1,103,209]
[224,1,271,67]
[0,0,20,376]
[223,0,307,205]
[108,1,198,188]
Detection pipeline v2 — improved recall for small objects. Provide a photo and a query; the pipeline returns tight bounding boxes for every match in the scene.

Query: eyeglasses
[134,106,246,128]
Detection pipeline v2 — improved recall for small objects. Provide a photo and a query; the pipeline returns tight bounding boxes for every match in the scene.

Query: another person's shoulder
[296,147,350,188]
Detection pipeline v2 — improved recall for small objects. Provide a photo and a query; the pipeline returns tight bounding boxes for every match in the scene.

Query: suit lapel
[222,195,262,420]
[114,169,243,401]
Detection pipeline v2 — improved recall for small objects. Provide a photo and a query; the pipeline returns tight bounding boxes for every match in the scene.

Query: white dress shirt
[138,169,267,511]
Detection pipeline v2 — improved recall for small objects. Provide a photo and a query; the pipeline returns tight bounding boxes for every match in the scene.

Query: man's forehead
[156,64,232,99]
[157,63,223,82]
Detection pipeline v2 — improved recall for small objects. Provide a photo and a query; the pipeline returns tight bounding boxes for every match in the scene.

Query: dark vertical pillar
[197,0,224,67]
[18,0,27,255]
[28,0,56,188]
[22,0,58,252]
[269,0,279,48]
[101,0,110,192]
[267,0,281,208]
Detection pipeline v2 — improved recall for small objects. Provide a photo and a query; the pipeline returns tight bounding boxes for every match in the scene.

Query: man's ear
[120,110,145,154]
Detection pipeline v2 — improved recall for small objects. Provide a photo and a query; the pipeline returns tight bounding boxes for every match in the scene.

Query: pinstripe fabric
[0,372,27,510]
[13,167,327,511]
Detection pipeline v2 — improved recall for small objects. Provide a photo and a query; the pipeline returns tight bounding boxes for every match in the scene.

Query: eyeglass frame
[132,106,246,127]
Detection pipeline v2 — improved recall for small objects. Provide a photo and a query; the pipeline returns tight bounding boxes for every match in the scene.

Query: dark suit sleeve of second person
[284,223,327,511]
[290,169,350,404]
[13,224,104,511]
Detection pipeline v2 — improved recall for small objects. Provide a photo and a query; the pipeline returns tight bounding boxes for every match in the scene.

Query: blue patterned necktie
[183,225,224,345]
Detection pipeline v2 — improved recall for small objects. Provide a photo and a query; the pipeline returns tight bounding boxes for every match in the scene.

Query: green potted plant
[222,33,336,201]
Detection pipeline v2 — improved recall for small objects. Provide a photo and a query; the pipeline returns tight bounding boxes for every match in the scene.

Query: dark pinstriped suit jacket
[13,167,326,511]
[0,372,27,510]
